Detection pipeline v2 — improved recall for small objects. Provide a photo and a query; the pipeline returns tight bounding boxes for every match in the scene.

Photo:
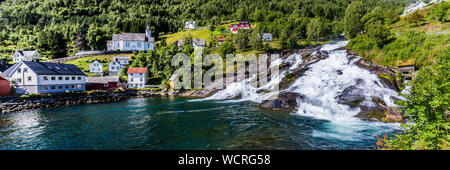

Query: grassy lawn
[161,28,213,46]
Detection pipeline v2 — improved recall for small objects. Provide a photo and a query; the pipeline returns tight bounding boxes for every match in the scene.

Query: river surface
[0,97,399,150]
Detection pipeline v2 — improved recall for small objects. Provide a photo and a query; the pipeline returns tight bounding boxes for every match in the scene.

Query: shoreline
[0,90,166,114]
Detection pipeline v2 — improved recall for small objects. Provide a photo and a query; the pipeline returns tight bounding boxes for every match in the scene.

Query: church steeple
[145,25,152,39]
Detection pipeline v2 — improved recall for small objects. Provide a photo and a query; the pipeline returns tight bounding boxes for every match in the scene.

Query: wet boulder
[259,92,305,112]
[336,86,365,108]
[355,103,386,122]
[383,106,404,123]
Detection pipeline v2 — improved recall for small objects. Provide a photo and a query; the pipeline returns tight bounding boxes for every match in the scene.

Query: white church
[106,25,155,51]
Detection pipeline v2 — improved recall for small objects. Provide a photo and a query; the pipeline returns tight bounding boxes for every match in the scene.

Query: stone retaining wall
[0,90,163,114]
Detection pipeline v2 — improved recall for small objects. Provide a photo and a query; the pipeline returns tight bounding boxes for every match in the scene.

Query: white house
[192,39,206,49]
[109,56,130,76]
[185,21,197,30]
[262,33,273,41]
[89,60,103,76]
[0,61,86,94]
[106,25,155,51]
[12,50,41,63]
[127,67,148,88]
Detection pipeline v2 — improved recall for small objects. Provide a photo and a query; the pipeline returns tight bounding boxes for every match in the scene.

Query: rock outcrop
[259,92,305,112]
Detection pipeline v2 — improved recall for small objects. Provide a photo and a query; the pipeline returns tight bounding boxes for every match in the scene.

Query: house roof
[86,76,121,84]
[0,62,13,73]
[15,50,39,58]
[193,39,206,46]
[114,56,130,60]
[127,67,147,74]
[1,61,85,77]
[112,33,154,42]
[217,37,232,41]
[262,33,272,37]
[397,59,416,67]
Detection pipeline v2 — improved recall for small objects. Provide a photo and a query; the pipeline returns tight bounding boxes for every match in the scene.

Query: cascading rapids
[205,53,302,102]
[204,40,401,141]
[289,41,399,120]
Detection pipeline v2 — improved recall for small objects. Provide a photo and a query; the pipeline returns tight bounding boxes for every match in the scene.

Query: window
[140,73,143,76]
[43,76,48,81]
[72,77,75,80]
[65,85,69,89]
[58,77,63,80]
[137,42,141,48]
[24,68,28,73]
[77,85,82,89]
[65,77,69,80]
[17,68,21,73]
[126,42,130,47]
[51,86,56,90]
[78,77,81,80]
[43,86,49,91]
[104,84,108,87]
[140,83,143,87]
[58,85,63,89]
[131,78,134,82]
[27,76,32,82]
[51,76,55,80]
[140,78,143,82]
[71,85,75,89]
[17,78,22,83]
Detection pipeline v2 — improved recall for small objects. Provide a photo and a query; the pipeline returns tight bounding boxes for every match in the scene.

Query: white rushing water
[289,40,399,120]
[205,40,401,141]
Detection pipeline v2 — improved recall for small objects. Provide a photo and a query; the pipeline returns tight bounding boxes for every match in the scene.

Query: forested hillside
[0,0,406,60]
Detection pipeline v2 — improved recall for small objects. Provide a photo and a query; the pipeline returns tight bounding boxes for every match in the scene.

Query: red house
[229,21,251,34]
[85,76,126,90]
[0,76,11,96]
[217,37,232,45]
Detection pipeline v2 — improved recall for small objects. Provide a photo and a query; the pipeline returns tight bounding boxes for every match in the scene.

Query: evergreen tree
[344,1,366,39]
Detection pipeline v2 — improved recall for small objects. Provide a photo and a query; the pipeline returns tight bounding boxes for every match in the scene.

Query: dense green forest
[0,0,406,60]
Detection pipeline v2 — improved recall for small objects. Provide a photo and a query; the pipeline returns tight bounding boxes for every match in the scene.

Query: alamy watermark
[170,48,280,91]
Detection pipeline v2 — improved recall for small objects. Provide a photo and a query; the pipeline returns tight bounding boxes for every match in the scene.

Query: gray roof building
[111,33,155,42]
[1,61,85,78]
[192,39,206,47]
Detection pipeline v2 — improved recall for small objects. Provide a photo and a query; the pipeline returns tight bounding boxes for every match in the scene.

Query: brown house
[397,59,417,81]
[86,76,126,90]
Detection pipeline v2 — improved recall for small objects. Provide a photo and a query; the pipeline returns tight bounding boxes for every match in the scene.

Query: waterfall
[289,40,400,120]
[204,40,401,141]
[205,53,304,102]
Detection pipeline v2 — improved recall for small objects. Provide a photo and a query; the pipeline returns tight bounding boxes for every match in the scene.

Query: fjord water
[0,41,401,150]
[0,97,398,150]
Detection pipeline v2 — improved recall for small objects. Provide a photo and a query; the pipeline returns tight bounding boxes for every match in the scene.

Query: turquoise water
[0,97,398,150]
